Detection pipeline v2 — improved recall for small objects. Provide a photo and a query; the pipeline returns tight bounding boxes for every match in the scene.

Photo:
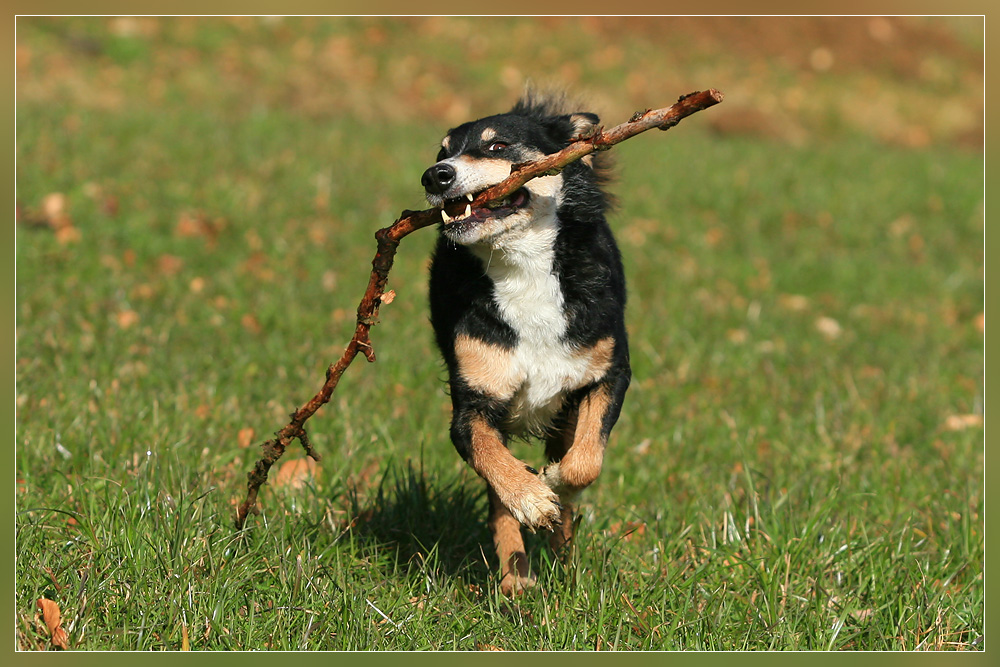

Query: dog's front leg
[455,413,563,530]
[452,412,561,594]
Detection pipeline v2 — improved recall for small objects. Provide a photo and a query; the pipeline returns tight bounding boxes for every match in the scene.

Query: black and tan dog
[423,93,631,595]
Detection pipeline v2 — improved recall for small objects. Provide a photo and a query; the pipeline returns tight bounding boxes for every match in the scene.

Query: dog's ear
[566,112,600,140]
[542,112,599,146]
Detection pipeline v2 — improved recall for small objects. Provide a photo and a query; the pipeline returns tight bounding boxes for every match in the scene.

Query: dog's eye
[436,148,447,161]
[486,141,509,153]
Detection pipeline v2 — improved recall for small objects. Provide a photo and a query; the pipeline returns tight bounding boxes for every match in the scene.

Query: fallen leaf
[42,193,72,229]
[704,227,725,247]
[241,313,262,334]
[156,254,185,276]
[815,316,842,340]
[237,427,255,448]
[944,414,983,431]
[778,294,810,312]
[476,643,505,651]
[116,309,140,329]
[55,225,82,245]
[175,213,205,238]
[608,521,647,541]
[273,457,318,490]
[726,328,748,344]
[37,598,69,650]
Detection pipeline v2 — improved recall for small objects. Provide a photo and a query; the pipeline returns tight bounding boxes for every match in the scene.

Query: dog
[423,92,631,595]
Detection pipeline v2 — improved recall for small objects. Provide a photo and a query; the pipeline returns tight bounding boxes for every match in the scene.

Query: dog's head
[422,94,600,246]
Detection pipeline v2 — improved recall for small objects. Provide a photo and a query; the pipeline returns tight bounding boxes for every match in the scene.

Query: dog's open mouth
[438,188,530,229]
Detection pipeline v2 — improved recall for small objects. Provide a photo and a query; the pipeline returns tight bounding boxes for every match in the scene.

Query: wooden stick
[235,89,724,529]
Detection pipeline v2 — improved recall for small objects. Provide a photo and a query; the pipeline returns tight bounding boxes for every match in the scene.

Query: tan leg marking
[574,336,615,386]
[540,385,613,498]
[455,335,522,401]
[488,487,535,595]
[468,416,561,530]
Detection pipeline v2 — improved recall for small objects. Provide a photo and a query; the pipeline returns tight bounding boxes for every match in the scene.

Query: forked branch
[234,89,723,529]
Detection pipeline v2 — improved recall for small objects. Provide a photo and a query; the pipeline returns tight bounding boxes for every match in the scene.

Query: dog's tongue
[444,200,490,219]
[443,188,528,218]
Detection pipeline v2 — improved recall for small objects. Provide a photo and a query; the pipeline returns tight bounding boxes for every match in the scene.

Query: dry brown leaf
[55,225,82,245]
[175,214,205,238]
[815,316,842,340]
[851,609,874,622]
[115,309,140,330]
[156,254,185,276]
[273,457,318,490]
[241,313,262,334]
[182,623,190,650]
[380,289,396,305]
[476,643,505,651]
[237,427,255,448]
[944,414,983,431]
[608,521,647,542]
[42,192,74,231]
[704,227,725,247]
[726,328,748,344]
[778,294,810,312]
[37,598,69,650]
[42,192,67,220]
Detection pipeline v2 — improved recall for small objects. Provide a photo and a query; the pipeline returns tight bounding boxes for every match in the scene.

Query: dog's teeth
[441,209,451,223]
[465,193,474,202]
[464,204,472,217]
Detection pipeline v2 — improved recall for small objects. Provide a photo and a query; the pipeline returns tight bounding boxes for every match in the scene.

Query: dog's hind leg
[544,408,580,553]
[541,372,629,550]
[487,485,536,595]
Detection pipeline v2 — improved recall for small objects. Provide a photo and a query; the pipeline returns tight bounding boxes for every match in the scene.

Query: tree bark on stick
[234,88,724,530]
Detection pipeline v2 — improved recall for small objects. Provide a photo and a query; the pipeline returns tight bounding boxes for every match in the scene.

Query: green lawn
[16,17,983,651]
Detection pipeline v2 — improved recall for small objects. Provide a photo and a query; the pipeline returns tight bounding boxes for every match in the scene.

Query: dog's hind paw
[539,462,564,492]
[500,571,537,596]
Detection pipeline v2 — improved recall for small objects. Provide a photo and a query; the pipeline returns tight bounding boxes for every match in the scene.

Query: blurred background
[16,17,984,147]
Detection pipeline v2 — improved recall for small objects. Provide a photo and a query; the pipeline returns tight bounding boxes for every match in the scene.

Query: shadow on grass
[346,461,496,585]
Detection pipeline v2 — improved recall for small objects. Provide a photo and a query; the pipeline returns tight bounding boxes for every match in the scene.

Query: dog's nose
[422,162,456,195]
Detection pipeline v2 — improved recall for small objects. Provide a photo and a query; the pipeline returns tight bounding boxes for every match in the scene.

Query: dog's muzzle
[422,162,456,195]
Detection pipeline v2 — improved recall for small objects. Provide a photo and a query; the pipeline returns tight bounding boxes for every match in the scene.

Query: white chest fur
[470,217,598,434]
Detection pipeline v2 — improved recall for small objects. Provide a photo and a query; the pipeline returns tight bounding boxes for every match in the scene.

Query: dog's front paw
[504,478,562,532]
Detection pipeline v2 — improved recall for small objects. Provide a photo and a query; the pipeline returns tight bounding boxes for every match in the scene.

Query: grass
[15,17,983,651]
